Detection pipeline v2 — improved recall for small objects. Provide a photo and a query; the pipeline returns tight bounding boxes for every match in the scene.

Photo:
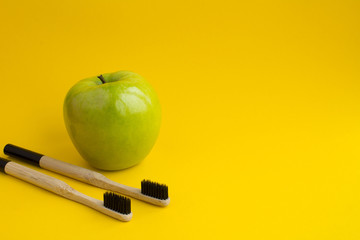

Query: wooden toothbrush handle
[3,144,169,207]
[4,144,125,190]
[4,144,107,186]
[3,160,76,198]
[40,157,169,206]
[39,155,110,186]
[0,158,132,221]
[0,144,170,207]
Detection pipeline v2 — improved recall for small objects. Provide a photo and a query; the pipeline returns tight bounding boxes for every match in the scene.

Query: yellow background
[0,0,359,239]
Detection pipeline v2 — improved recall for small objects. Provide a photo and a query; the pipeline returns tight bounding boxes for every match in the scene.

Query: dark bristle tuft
[103,192,131,215]
[141,180,169,200]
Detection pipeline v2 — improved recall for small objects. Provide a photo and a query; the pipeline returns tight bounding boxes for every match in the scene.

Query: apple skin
[63,71,161,170]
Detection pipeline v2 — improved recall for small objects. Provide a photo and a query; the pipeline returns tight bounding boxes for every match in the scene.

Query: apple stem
[98,75,106,84]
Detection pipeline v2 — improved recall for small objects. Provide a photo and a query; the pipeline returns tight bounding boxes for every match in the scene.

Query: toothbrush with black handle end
[4,144,169,207]
[0,158,132,221]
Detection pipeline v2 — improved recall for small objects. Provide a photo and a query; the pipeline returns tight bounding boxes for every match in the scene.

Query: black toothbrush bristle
[141,180,169,200]
[103,192,131,215]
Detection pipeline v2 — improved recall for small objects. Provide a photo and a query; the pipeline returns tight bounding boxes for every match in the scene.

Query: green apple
[63,71,161,170]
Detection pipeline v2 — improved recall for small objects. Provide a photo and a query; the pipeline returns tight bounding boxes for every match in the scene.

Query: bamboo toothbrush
[0,157,132,221]
[4,144,170,207]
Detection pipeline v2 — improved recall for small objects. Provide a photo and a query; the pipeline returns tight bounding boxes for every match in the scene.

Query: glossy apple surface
[63,71,161,170]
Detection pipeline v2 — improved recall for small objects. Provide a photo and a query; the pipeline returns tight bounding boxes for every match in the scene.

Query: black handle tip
[4,144,43,166]
[0,157,10,173]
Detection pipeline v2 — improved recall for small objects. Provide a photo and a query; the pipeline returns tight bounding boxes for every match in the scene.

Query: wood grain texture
[40,156,170,206]
[4,162,132,221]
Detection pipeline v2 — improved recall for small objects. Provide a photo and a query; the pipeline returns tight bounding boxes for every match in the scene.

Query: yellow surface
[0,0,359,239]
